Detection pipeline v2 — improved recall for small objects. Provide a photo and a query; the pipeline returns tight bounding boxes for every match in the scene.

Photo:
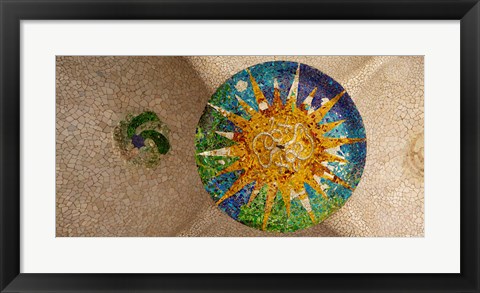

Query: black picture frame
[1,0,479,292]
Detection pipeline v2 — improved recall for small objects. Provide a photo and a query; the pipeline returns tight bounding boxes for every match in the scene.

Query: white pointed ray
[325,145,341,154]
[299,195,313,213]
[303,96,313,113]
[325,147,347,164]
[208,102,248,128]
[319,160,347,174]
[289,189,302,200]
[274,78,280,90]
[215,131,235,140]
[290,189,312,212]
[247,69,269,111]
[313,174,331,194]
[208,103,236,116]
[286,64,301,107]
[248,188,260,205]
[302,87,318,115]
[322,169,335,180]
[235,95,256,112]
[198,147,233,157]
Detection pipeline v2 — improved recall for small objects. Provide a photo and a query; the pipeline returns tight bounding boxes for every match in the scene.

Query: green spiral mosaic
[113,111,170,168]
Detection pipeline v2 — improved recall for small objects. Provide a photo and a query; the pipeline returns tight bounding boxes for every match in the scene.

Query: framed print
[1,0,479,292]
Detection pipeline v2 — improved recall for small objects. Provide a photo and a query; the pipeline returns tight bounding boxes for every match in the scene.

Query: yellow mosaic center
[252,118,315,173]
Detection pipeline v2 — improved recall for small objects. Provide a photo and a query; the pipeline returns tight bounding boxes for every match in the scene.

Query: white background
[20,21,460,273]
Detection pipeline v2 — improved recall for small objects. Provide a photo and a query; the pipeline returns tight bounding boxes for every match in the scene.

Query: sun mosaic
[195,61,367,232]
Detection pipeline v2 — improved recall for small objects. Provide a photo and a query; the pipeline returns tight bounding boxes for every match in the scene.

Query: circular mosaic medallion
[195,61,366,232]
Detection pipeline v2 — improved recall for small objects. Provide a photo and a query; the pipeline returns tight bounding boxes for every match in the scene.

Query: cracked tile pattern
[56,56,424,237]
